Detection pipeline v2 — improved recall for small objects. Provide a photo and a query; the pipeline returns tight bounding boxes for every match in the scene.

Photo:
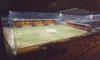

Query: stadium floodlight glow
[90,14,93,19]
[59,13,63,16]
[13,18,19,21]
[9,11,12,13]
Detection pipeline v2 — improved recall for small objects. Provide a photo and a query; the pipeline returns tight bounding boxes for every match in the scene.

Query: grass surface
[14,25,87,49]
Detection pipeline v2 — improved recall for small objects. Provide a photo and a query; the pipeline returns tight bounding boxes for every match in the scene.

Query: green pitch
[14,25,87,49]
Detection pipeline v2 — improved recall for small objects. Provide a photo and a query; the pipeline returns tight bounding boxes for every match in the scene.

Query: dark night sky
[3,0,100,12]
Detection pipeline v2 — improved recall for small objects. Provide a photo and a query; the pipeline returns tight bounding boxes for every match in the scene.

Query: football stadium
[1,0,100,60]
[2,10,100,60]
